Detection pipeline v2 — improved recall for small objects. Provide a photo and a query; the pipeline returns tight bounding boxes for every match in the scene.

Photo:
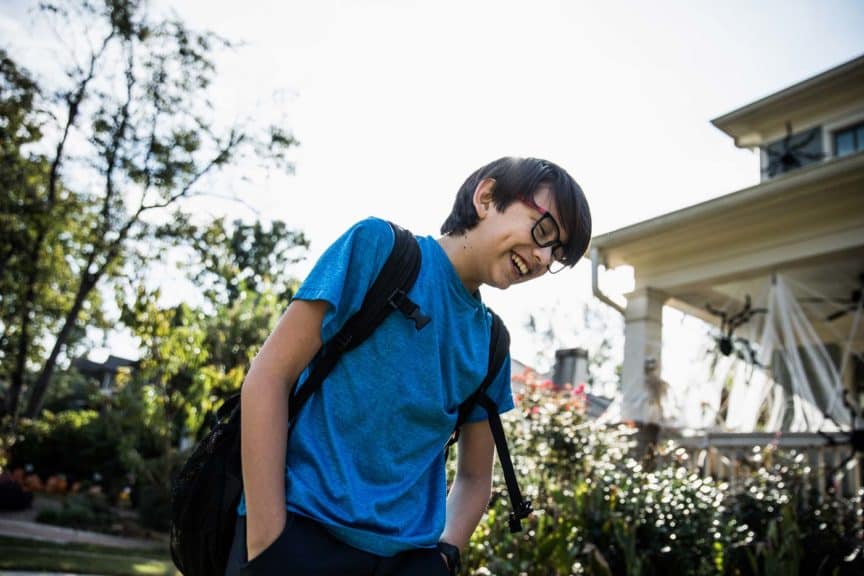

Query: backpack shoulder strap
[288,221,427,419]
[450,311,509,436]
[331,222,430,350]
[450,310,534,533]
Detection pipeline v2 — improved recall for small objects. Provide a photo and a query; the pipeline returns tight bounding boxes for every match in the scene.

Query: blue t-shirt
[239,217,514,556]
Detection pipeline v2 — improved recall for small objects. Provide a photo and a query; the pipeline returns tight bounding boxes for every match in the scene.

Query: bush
[9,404,165,503]
[0,473,33,511]
[724,452,864,576]
[36,493,115,530]
[10,410,125,493]
[137,484,171,532]
[462,372,863,575]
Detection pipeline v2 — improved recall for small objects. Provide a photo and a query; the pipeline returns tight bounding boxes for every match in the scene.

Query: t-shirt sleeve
[465,351,515,422]
[294,217,395,344]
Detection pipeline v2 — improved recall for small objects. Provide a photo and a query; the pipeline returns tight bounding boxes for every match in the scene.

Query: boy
[228,157,592,575]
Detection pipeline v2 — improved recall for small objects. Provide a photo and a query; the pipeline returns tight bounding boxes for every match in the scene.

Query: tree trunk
[4,40,106,420]
[4,229,45,420]
[23,272,96,418]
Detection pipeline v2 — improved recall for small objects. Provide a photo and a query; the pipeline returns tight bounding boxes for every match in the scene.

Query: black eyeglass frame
[526,209,567,274]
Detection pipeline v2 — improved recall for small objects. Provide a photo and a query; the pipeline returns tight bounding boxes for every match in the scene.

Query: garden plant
[462,371,863,576]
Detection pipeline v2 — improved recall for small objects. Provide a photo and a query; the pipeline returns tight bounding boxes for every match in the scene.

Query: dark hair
[440,157,592,267]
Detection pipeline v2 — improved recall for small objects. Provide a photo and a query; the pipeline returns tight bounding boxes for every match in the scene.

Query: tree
[186,217,308,310]
[115,216,307,443]
[0,0,297,422]
[0,49,104,423]
[112,218,306,526]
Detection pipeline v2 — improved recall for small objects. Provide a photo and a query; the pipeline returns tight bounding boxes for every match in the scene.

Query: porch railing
[657,431,862,498]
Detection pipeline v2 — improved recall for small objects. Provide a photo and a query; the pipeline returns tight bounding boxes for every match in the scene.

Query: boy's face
[472,181,568,290]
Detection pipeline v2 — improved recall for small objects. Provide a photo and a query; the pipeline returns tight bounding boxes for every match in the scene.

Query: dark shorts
[225,513,450,576]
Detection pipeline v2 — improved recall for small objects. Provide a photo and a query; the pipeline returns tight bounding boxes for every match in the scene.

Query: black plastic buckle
[388,289,431,330]
[508,500,533,533]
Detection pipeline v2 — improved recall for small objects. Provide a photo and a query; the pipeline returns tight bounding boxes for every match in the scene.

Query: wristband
[436,541,461,575]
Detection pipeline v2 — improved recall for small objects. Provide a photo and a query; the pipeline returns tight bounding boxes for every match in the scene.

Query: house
[590,55,864,434]
[511,348,613,420]
[72,354,138,396]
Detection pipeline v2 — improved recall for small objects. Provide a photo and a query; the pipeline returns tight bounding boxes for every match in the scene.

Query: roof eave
[591,152,864,255]
[711,54,864,147]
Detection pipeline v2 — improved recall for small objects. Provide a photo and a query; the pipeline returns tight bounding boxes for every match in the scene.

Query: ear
[472,178,496,220]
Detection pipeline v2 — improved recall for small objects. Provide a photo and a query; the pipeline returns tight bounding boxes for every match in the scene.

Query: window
[834,122,864,158]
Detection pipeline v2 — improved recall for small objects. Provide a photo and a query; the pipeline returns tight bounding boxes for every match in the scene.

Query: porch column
[621,287,668,424]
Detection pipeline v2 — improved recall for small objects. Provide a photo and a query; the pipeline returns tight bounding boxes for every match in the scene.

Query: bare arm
[240,299,328,560]
[439,419,496,552]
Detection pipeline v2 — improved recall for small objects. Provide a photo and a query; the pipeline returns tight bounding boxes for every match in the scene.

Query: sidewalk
[0,517,163,550]
[0,572,99,576]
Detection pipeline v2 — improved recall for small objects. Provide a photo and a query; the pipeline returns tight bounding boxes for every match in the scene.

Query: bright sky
[3,0,864,370]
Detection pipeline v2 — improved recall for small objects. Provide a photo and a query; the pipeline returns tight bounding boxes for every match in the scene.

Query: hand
[436,541,460,575]
[246,513,285,561]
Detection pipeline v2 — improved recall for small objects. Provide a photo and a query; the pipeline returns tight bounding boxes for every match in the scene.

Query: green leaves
[1,0,301,420]
[185,217,307,309]
[462,374,863,575]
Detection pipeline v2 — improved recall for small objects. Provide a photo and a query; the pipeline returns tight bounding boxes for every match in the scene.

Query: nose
[532,244,554,268]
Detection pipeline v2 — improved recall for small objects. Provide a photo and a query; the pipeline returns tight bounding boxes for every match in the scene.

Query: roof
[590,150,864,266]
[590,151,864,333]
[711,54,864,148]
[73,354,139,377]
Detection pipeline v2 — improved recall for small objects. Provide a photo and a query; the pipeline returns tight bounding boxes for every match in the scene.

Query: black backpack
[170,222,531,576]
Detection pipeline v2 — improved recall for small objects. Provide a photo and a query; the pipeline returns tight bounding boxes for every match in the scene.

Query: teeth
[511,252,528,276]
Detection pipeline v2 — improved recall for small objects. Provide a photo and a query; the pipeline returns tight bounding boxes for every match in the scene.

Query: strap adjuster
[388,289,431,330]
[508,500,533,533]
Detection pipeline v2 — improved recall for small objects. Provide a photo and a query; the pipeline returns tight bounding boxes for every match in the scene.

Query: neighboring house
[590,55,864,434]
[72,354,138,396]
[512,348,613,420]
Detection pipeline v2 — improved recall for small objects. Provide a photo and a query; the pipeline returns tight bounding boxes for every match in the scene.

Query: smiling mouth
[511,252,529,277]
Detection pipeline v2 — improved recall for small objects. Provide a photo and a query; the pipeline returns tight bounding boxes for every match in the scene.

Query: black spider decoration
[763,122,823,178]
[705,295,767,367]
[826,273,863,322]
[816,275,864,487]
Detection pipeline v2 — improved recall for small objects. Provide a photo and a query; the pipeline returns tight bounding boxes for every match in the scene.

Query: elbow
[454,468,493,496]
[239,364,287,409]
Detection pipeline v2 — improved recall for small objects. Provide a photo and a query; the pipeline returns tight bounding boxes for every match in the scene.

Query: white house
[591,55,864,435]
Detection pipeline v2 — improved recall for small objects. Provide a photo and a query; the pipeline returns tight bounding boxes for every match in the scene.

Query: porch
[661,431,862,498]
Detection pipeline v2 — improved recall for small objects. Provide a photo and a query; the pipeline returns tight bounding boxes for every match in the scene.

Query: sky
[3,0,864,374]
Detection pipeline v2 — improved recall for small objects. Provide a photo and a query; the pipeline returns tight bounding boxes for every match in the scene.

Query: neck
[437,233,482,294]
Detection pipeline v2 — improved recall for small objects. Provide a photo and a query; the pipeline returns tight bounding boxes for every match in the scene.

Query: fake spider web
[662,274,862,433]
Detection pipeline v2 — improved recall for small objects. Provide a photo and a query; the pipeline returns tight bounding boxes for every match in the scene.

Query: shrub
[36,493,115,530]
[723,451,864,576]
[0,473,33,511]
[137,484,171,532]
[462,371,863,575]
[9,404,165,503]
[10,411,121,488]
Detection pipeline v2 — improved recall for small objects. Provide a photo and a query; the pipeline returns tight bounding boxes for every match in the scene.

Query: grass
[0,535,179,575]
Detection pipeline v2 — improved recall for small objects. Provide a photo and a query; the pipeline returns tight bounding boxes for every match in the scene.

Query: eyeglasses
[521,198,567,274]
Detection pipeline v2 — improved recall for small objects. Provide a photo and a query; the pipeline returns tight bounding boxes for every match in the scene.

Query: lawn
[0,535,179,575]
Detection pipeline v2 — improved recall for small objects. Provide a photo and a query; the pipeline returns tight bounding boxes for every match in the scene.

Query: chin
[495,270,525,290]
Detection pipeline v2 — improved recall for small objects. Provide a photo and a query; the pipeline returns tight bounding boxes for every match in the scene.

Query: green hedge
[10,409,146,501]
[462,374,863,575]
[36,493,116,530]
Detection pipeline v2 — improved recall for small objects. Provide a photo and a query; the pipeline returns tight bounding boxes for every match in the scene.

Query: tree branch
[4,29,115,422]
[95,41,136,252]
[139,130,244,213]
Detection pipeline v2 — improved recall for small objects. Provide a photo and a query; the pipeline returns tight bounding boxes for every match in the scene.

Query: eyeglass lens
[530,214,567,273]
